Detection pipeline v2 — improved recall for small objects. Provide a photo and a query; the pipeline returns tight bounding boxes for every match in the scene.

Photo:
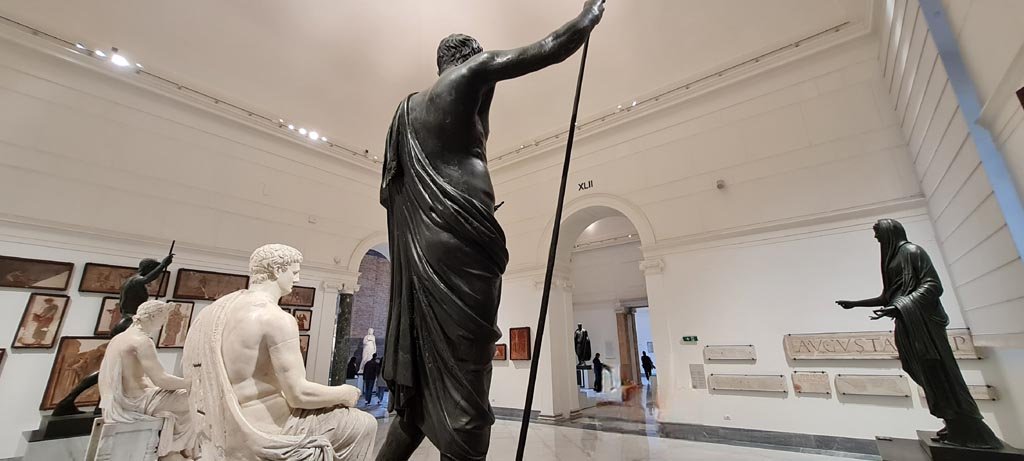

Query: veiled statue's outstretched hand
[835,300,856,309]
[870,306,899,320]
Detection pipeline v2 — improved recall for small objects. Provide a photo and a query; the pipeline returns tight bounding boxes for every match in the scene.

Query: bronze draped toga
[379,95,509,458]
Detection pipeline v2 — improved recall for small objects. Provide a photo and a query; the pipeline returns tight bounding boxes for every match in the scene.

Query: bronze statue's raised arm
[141,254,173,284]
[465,0,605,83]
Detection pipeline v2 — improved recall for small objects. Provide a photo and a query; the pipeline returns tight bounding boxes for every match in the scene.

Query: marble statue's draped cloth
[380,95,509,458]
[184,291,375,461]
[99,356,196,457]
[876,223,980,423]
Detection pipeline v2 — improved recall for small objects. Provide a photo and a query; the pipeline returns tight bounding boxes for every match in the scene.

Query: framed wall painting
[509,327,531,361]
[157,301,195,349]
[292,309,313,332]
[0,255,74,291]
[493,344,507,361]
[280,286,316,307]
[40,336,108,410]
[173,269,249,301]
[12,293,70,349]
[79,263,169,297]
[298,335,310,363]
[94,297,123,336]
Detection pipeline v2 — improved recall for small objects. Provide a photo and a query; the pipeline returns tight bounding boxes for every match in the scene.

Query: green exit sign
[681,336,699,343]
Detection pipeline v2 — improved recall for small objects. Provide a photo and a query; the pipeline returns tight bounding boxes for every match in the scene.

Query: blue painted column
[919,0,1024,260]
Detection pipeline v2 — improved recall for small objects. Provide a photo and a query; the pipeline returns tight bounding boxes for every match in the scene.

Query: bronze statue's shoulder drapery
[380,95,508,459]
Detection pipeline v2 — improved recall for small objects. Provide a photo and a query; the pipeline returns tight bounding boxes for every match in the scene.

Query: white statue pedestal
[85,418,163,461]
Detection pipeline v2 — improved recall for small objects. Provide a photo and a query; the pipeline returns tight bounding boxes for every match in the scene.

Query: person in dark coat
[592,353,612,393]
[640,351,655,383]
[362,353,381,405]
[345,356,359,380]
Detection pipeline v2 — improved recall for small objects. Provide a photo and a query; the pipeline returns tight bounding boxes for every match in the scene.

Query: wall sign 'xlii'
[577,180,594,191]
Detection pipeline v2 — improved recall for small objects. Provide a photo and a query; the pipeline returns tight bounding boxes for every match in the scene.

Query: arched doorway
[349,243,390,408]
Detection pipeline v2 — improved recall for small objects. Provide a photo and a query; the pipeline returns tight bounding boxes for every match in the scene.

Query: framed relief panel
[79,263,169,297]
[280,286,316,307]
[509,327,531,360]
[493,344,507,361]
[40,336,108,410]
[94,297,123,336]
[0,255,74,291]
[12,293,70,348]
[173,269,249,301]
[298,335,310,363]
[292,309,313,332]
[157,301,195,349]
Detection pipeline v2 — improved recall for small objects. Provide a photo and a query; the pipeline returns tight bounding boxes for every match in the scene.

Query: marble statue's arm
[265,314,359,409]
[133,337,186,390]
[462,0,604,84]
[141,255,173,284]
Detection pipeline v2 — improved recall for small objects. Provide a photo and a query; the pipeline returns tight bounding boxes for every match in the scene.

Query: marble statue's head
[135,300,174,334]
[249,244,303,294]
[437,33,482,75]
[368,328,374,336]
[139,258,160,274]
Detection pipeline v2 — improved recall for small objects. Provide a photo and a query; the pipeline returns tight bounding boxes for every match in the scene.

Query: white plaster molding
[348,231,389,273]
[638,258,665,276]
[535,193,657,264]
[322,277,360,295]
[972,333,1024,349]
[978,42,1024,139]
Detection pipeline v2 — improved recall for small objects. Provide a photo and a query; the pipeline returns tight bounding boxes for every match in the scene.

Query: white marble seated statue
[99,300,198,461]
[183,244,376,460]
[358,328,375,374]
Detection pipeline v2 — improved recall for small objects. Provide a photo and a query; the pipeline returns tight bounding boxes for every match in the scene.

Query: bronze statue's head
[437,34,482,75]
[139,258,160,274]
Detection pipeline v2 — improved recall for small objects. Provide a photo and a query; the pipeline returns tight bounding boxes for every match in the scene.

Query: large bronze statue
[51,254,173,416]
[836,219,1003,449]
[376,1,605,459]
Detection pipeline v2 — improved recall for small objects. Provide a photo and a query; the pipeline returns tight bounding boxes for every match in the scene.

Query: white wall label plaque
[918,385,998,401]
[703,345,756,361]
[689,364,707,389]
[784,329,978,360]
[708,374,787,393]
[835,374,910,397]
[792,371,831,395]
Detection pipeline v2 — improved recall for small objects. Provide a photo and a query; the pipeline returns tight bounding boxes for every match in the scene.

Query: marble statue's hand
[337,384,361,408]
[836,300,856,309]
[870,306,899,320]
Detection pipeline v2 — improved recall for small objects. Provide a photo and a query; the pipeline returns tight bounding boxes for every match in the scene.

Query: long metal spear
[515,37,591,460]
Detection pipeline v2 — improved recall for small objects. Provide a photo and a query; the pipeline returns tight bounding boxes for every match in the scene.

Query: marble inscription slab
[835,374,910,397]
[703,344,756,361]
[708,374,786,393]
[918,385,998,401]
[792,371,831,395]
[784,329,978,360]
[689,364,707,389]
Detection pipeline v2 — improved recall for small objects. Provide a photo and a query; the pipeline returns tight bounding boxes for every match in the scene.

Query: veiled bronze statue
[376,1,605,459]
[51,254,173,416]
[837,219,1002,449]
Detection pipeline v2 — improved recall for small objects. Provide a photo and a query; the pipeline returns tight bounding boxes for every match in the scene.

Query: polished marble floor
[372,418,864,460]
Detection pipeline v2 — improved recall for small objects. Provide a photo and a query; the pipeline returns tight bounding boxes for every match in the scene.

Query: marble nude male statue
[53,253,174,416]
[183,244,375,460]
[837,219,1003,449]
[98,300,197,460]
[377,1,605,459]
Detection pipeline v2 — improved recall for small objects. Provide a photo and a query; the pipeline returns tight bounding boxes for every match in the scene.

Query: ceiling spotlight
[308,131,319,140]
[75,43,86,49]
[278,119,284,123]
[631,100,637,107]
[94,50,107,57]
[616,105,622,110]
[298,128,308,135]
[287,124,294,130]
[110,48,130,67]
[321,137,327,142]
[373,156,379,160]
[135,63,144,69]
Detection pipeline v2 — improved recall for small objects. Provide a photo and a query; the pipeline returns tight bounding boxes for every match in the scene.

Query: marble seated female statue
[183,244,376,460]
[358,328,376,374]
[98,300,197,461]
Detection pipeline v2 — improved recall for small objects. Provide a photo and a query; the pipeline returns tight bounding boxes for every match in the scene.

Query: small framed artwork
[173,269,249,301]
[493,344,507,361]
[12,293,70,348]
[509,327,531,361]
[79,263,169,296]
[280,286,316,307]
[40,336,109,410]
[0,255,74,291]
[1017,86,1023,109]
[292,309,313,332]
[94,297,123,336]
[157,301,195,348]
[298,335,310,363]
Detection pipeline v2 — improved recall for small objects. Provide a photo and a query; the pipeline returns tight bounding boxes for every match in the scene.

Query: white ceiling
[0,0,869,160]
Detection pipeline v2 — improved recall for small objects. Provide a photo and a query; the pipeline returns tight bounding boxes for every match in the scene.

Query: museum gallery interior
[0,0,1023,460]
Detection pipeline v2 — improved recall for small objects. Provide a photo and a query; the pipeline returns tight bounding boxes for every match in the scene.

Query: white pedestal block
[87,419,164,461]
[22,435,90,461]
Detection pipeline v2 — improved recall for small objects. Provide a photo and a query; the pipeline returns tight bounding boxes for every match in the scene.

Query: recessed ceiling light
[322,137,327,142]
[75,43,86,49]
[308,131,319,140]
[94,50,107,57]
[135,63,144,69]
[631,100,637,107]
[278,119,284,123]
[287,124,295,130]
[298,128,308,135]
[111,53,130,67]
